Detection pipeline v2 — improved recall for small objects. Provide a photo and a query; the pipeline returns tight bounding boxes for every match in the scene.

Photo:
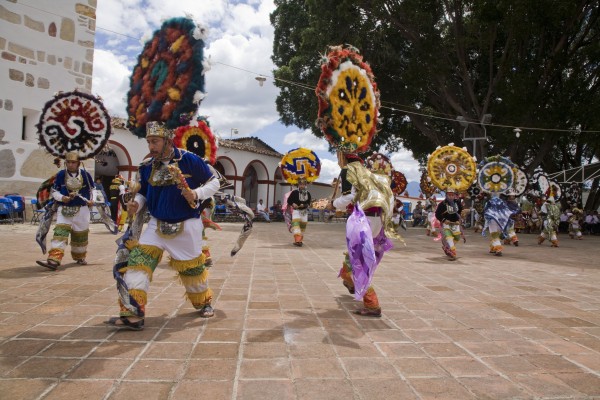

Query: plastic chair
[5,194,25,223]
[90,205,103,223]
[0,197,15,224]
[30,199,45,224]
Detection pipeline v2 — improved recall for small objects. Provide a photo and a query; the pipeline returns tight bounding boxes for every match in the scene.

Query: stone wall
[0,1,97,94]
[0,1,98,197]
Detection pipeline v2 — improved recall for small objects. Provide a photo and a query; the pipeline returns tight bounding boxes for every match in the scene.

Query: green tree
[271,0,600,175]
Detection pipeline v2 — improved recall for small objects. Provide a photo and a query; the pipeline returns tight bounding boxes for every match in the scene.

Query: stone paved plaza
[0,221,599,399]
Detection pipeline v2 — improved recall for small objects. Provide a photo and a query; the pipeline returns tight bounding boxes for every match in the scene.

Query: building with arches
[102,120,333,211]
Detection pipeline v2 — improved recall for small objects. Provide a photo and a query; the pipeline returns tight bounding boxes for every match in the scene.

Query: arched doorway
[242,165,258,208]
[242,160,270,209]
[273,166,283,206]
[94,147,119,193]
[215,156,237,196]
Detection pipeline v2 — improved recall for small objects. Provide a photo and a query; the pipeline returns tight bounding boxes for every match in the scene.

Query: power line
[16,1,600,134]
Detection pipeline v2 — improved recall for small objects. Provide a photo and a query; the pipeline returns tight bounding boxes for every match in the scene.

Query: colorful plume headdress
[316,44,380,154]
[127,17,209,138]
[365,153,393,177]
[173,116,218,165]
[511,165,529,196]
[419,170,437,197]
[426,144,476,193]
[391,170,408,196]
[36,91,112,160]
[477,155,516,194]
[280,148,321,185]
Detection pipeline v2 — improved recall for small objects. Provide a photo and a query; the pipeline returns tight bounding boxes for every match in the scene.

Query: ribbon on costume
[112,203,147,317]
[483,196,517,235]
[346,203,393,300]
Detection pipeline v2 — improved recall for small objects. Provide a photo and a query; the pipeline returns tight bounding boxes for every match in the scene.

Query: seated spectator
[214,199,228,214]
[591,211,599,235]
[270,200,284,221]
[256,199,271,222]
[559,210,570,233]
[412,201,424,227]
[584,212,595,235]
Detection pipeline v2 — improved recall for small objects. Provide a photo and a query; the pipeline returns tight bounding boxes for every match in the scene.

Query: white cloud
[282,129,329,151]
[91,0,422,186]
[317,158,341,184]
[93,0,279,136]
[389,148,422,183]
[91,49,131,116]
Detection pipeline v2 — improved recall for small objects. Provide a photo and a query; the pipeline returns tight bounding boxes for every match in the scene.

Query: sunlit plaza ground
[0,220,599,399]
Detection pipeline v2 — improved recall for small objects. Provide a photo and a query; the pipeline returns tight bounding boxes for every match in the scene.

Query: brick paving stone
[110,381,174,400]
[42,380,114,400]
[236,379,295,400]
[458,375,530,399]
[408,376,477,399]
[1,223,599,399]
[171,380,234,399]
[0,379,55,399]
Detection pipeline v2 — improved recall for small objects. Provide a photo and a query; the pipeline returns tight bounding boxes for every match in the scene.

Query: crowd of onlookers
[560,209,599,235]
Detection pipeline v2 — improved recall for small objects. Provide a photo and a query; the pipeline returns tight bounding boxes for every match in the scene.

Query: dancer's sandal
[198,304,215,318]
[36,260,59,271]
[343,281,355,295]
[104,317,144,331]
[354,308,382,318]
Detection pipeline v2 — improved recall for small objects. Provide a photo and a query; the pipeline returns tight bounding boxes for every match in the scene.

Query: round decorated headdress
[365,153,393,176]
[419,169,437,197]
[546,179,562,201]
[563,182,582,206]
[529,166,550,199]
[280,148,321,185]
[467,182,482,199]
[127,17,209,138]
[36,91,112,160]
[390,170,408,196]
[477,155,515,194]
[173,116,218,165]
[316,44,380,154]
[426,144,477,192]
[511,165,529,196]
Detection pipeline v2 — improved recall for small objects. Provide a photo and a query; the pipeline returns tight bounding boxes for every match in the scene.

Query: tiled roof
[111,116,127,130]
[110,117,283,158]
[220,137,282,158]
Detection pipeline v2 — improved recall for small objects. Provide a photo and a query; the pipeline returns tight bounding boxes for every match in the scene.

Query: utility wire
[16,1,600,134]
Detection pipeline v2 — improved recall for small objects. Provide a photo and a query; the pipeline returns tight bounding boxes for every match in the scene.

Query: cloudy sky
[92,0,421,189]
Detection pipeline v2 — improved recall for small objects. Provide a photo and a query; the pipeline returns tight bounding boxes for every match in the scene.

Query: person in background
[559,209,570,233]
[94,177,109,205]
[538,196,560,247]
[568,207,584,240]
[412,201,424,227]
[585,210,599,235]
[109,175,124,223]
[36,152,94,270]
[287,177,312,246]
[424,195,438,236]
[435,188,463,260]
[270,200,283,221]
[256,198,271,222]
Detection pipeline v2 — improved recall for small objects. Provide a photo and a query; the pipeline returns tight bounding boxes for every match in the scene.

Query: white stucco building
[0,0,97,196]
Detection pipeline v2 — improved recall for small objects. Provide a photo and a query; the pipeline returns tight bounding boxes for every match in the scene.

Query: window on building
[21,116,27,141]
[22,108,40,142]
